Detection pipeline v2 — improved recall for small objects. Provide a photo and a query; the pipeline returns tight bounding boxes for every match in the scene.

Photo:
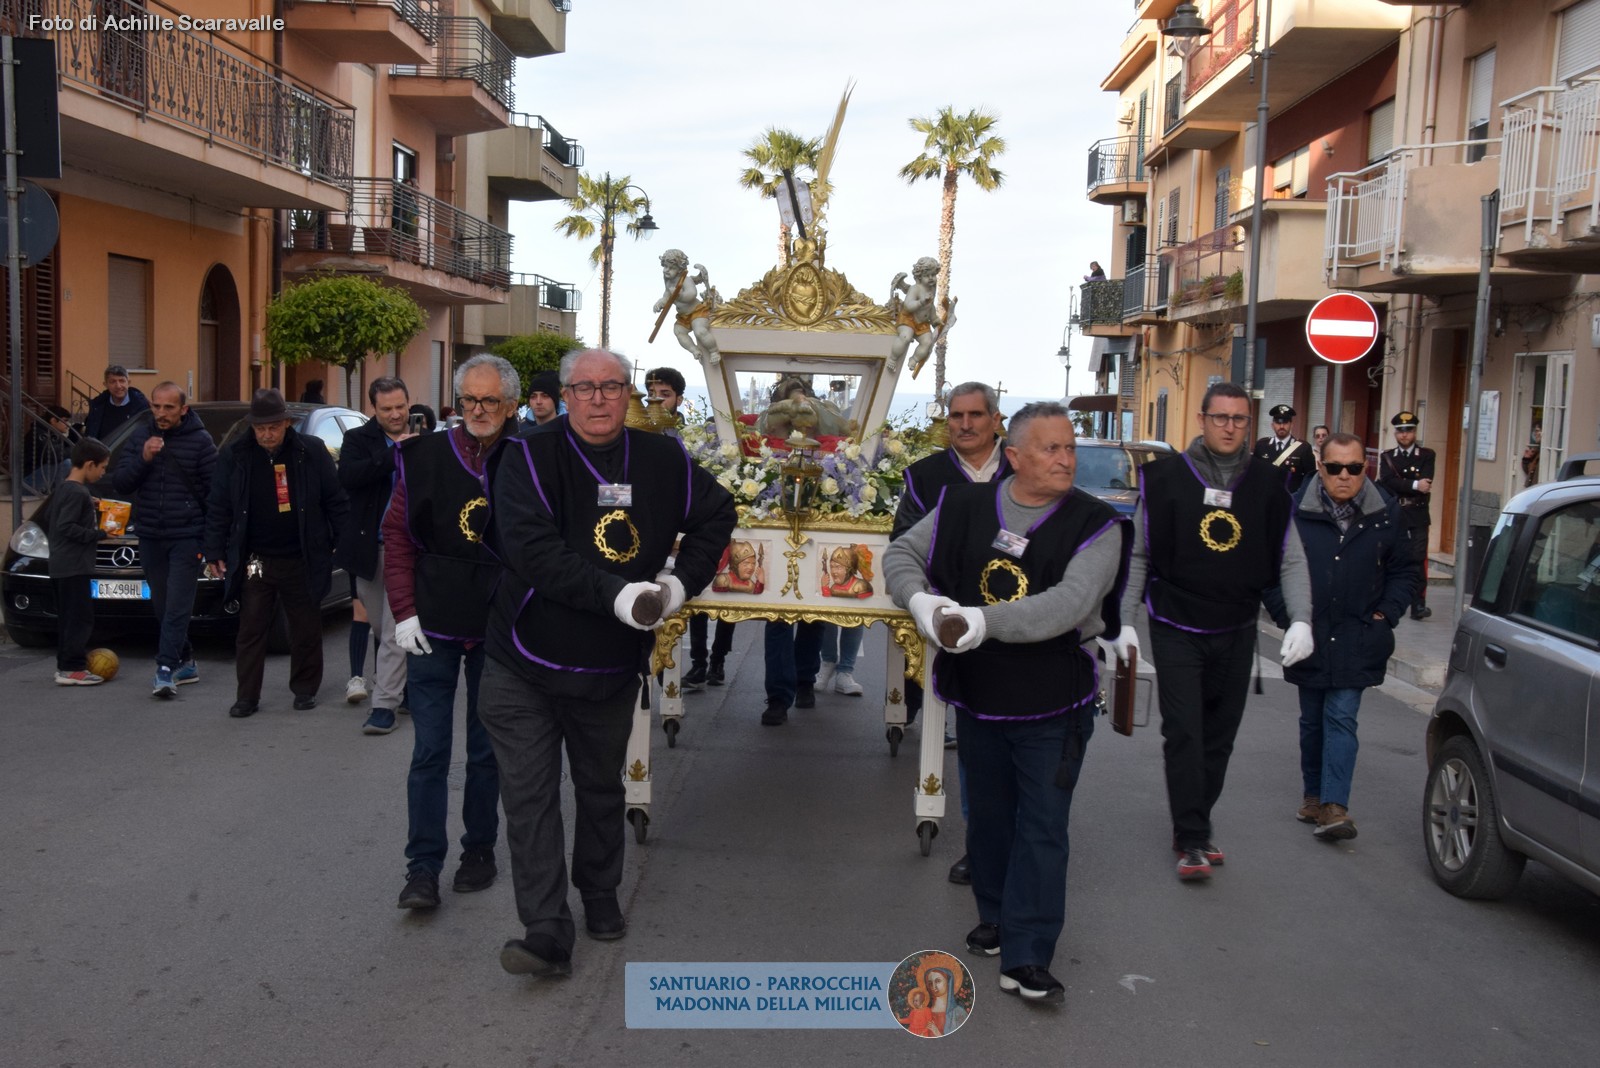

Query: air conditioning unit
[1121,198,1145,224]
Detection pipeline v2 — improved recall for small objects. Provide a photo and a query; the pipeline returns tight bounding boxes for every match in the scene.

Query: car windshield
[1075,446,1137,491]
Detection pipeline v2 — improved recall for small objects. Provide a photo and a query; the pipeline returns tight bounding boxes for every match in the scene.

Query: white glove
[907,591,960,645]
[395,616,433,657]
[1281,621,1314,667]
[654,571,687,619]
[947,605,988,653]
[1111,626,1140,666]
[614,581,664,631]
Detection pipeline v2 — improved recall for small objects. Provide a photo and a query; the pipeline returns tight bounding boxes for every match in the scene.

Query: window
[1367,99,1396,163]
[1167,188,1180,245]
[1466,50,1496,163]
[1474,511,1523,608]
[1272,146,1310,198]
[1512,500,1600,643]
[1542,353,1573,476]
[1156,388,1169,441]
[1214,166,1231,230]
[1557,0,1600,82]
[107,255,150,369]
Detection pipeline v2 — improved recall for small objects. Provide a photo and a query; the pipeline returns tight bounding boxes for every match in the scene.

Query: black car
[1073,438,1175,516]
[2,401,364,648]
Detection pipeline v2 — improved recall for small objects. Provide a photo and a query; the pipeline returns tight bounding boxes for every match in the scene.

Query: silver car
[1423,453,1600,898]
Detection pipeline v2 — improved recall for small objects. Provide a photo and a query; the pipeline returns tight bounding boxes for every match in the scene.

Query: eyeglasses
[566,380,628,401]
[457,395,504,412]
[1322,462,1365,476]
[1202,413,1251,428]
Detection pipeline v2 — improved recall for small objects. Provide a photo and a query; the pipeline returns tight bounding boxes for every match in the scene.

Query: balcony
[1169,202,1334,324]
[1181,0,1407,125]
[281,178,512,305]
[1162,225,1245,323]
[1154,73,1234,158]
[487,113,583,202]
[389,16,514,134]
[1498,81,1600,273]
[477,273,583,338]
[1121,260,1168,325]
[1,0,353,211]
[283,0,436,65]
[483,0,567,58]
[1077,279,1139,338]
[1087,136,1147,204]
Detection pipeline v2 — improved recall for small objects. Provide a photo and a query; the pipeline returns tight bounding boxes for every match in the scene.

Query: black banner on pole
[1,36,61,180]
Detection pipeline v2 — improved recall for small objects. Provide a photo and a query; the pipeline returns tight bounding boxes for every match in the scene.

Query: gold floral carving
[889,688,902,705]
[737,507,892,535]
[712,262,898,334]
[458,497,487,543]
[664,682,679,699]
[779,528,809,599]
[920,773,943,796]
[626,760,648,782]
[651,616,690,675]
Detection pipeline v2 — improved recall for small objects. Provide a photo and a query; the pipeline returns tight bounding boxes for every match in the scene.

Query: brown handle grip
[934,607,968,647]
[632,589,664,627]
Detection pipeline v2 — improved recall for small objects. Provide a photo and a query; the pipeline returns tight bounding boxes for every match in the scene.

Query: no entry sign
[1305,293,1380,364]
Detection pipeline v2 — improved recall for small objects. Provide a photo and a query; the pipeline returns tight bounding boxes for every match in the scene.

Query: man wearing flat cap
[1253,403,1316,494]
[1376,411,1436,620]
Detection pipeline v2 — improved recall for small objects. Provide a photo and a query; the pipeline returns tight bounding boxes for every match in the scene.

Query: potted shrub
[1223,269,1245,302]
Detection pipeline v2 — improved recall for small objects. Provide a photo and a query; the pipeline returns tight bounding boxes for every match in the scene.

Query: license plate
[91,579,151,600]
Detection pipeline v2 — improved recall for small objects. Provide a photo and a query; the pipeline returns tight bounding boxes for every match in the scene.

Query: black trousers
[687,613,735,664]
[1149,621,1256,850]
[54,574,93,671]
[234,555,323,704]
[1402,526,1430,609]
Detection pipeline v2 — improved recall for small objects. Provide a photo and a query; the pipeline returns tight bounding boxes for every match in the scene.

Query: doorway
[198,265,241,401]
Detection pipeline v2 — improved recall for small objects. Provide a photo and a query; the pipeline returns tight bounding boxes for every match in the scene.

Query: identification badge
[598,483,633,507]
[1203,488,1233,509]
[273,463,292,512]
[991,529,1030,558]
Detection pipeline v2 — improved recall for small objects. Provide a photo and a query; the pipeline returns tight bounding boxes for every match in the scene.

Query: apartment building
[1,0,580,448]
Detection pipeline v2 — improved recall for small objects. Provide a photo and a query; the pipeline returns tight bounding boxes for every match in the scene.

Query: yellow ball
[86,648,120,681]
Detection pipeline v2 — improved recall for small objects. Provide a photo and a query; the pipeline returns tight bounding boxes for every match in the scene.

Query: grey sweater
[884,477,1122,644]
[1119,436,1311,627]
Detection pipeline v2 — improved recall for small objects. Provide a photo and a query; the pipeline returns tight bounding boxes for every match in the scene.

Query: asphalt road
[2,618,1597,1068]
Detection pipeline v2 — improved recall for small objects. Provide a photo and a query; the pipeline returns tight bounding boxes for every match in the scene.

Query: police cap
[1390,411,1419,430]
[1268,404,1296,422]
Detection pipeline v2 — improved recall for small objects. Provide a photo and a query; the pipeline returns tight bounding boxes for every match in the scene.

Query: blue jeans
[959,706,1094,970]
[405,639,500,876]
[818,624,862,672]
[1297,686,1364,808]
[764,620,822,706]
[139,535,201,670]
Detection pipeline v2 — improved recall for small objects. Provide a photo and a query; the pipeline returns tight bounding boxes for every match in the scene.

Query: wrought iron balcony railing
[509,113,584,168]
[392,15,515,111]
[2,0,354,189]
[1162,225,1244,308]
[1183,0,1254,102]
[284,178,512,287]
[509,272,583,312]
[1087,136,1145,194]
[1077,279,1126,328]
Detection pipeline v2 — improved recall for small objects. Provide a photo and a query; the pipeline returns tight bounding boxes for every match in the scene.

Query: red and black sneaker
[1176,847,1212,881]
[1173,841,1225,865]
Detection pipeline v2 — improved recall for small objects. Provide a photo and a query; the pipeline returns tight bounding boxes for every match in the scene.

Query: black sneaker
[966,922,1000,956]
[999,965,1065,1002]
[452,848,497,893]
[761,699,788,726]
[948,854,971,885]
[706,658,726,686]
[293,694,317,710]
[584,895,627,941]
[500,934,572,977]
[795,683,815,709]
[228,701,258,719]
[398,870,441,909]
[681,663,707,691]
[1411,605,1433,621]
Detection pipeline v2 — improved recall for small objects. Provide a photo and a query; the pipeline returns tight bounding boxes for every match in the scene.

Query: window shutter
[1468,50,1497,128]
[1558,0,1600,81]
[107,255,149,370]
[1167,188,1180,245]
[1214,166,1231,230]
[1367,100,1396,164]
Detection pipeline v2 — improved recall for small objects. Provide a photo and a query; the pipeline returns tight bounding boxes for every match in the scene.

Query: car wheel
[3,624,55,648]
[1423,734,1526,899]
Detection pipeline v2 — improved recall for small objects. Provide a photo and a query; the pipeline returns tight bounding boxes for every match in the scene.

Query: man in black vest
[891,380,1013,885]
[1376,410,1436,620]
[886,402,1130,1005]
[480,349,735,979]
[337,376,417,735]
[377,357,515,911]
[1253,403,1316,494]
[1114,382,1312,881]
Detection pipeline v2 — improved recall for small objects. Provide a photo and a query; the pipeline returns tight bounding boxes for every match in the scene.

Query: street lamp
[1058,296,1074,397]
[597,170,657,350]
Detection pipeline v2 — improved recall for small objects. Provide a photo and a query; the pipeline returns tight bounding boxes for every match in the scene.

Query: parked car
[3,401,364,649]
[1422,453,1600,899]
[1073,438,1175,516]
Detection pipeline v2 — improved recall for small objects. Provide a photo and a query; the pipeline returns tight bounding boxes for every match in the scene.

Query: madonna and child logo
[888,951,974,1038]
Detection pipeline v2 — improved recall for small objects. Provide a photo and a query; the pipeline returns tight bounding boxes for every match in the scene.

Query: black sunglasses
[1322,462,1364,476]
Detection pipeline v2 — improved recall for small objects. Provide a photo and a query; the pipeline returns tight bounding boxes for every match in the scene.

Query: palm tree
[739,127,821,266]
[899,107,1007,400]
[553,171,652,350]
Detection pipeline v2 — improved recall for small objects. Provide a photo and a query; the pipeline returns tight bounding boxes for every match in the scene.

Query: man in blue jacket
[1270,432,1421,840]
[84,365,149,443]
[113,382,217,697]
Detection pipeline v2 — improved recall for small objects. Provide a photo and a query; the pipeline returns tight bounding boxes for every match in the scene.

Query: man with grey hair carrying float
[886,401,1130,1005]
[480,348,735,979]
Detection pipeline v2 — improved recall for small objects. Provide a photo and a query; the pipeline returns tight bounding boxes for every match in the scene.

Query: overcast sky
[506,0,1137,403]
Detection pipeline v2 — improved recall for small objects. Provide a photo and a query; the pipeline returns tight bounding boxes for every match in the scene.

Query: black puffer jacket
[112,409,217,540]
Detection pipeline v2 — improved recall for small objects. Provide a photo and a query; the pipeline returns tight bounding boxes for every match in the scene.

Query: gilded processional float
[619,221,963,855]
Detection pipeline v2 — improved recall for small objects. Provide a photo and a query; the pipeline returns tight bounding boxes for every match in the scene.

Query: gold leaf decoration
[712,262,897,334]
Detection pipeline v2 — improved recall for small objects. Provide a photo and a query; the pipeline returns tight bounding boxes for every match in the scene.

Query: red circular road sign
[1305,293,1380,364]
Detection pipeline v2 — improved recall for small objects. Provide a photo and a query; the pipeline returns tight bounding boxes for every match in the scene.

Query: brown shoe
[1313,802,1357,840]
[1297,795,1321,823]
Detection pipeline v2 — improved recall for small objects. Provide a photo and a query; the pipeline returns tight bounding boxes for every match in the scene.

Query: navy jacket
[112,409,217,540]
[1267,480,1421,690]
[202,426,348,603]
[336,417,400,582]
[84,387,149,442]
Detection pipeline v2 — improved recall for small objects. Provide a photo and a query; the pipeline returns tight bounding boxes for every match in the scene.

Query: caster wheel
[917,820,938,857]
[886,726,904,757]
[663,718,680,748]
[628,808,649,844]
